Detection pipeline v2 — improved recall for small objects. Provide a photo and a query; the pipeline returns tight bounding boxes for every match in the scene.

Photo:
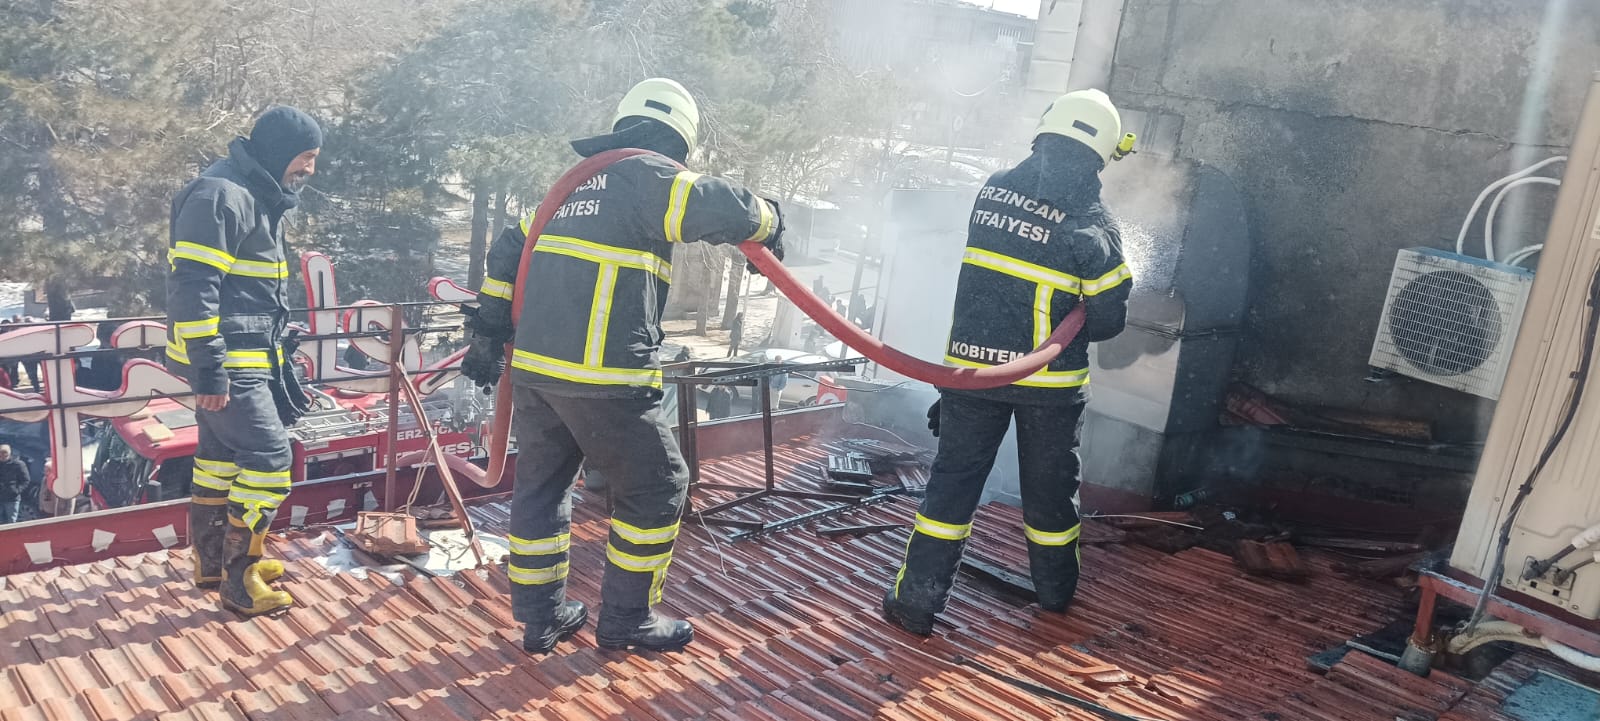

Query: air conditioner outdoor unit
[1368,247,1535,399]
[1452,72,1600,622]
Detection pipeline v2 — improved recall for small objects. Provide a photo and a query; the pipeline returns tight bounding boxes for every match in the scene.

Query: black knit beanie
[246,106,323,184]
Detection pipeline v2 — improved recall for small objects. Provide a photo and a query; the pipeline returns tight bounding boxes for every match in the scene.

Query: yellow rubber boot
[222,563,294,617]
[220,518,294,617]
[255,560,285,583]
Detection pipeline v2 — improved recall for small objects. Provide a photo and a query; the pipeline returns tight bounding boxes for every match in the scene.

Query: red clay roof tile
[230,680,335,721]
[1,695,91,721]
[455,665,553,718]
[152,700,248,721]
[4,435,1588,721]
[153,666,246,708]
[75,679,177,721]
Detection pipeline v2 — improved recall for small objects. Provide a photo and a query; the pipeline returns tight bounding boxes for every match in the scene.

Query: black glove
[460,304,487,335]
[460,335,505,394]
[281,327,303,358]
[926,400,940,438]
[746,197,786,277]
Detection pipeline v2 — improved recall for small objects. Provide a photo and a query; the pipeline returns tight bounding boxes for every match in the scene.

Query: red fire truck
[82,387,488,512]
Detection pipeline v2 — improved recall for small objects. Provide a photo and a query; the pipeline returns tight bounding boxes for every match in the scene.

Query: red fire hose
[484,149,1084,484]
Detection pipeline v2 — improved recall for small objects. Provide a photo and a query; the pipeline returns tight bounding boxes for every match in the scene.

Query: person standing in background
[0,444,30,524]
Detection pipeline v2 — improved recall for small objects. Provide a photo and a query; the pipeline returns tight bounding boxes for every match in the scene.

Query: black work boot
[523,601,589,654]
[881,587,935,636]
[188,497,229,588]
[219,518,294,617]
[595,607,694,652]
[1036,590,1077,615]
[1029,542,1081,615]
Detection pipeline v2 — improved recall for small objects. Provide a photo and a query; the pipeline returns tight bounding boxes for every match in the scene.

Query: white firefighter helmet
[1035,89,1122,164]
[614,78,701,156]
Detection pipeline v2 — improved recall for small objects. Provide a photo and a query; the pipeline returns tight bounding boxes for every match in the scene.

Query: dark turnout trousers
[189,375,294,584]
[892,392,1087,614]
[507,384,690,622]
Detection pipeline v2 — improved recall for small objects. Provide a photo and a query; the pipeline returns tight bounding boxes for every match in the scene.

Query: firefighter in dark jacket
[462,78,784,654]
[882,90,1134,635]
[167,106,320,617]
[0,444,29,524]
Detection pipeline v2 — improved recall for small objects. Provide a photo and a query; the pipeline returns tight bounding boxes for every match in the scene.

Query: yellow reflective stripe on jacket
[744,197,776,243]
[166,337,191,364]
[663,171,703,243]
[519,210,537,237]
[509,533,571,556]
[1024,523,1082,547]
[510,349,662,388]
[912,513,973,542]
[508,560,569,585]
[223,350,272,369]
[1033,285,1053,348]
[170,242,236,273]
[944,354,1090,388]
[1081,264,1131,296]
[585,265,619,367]
[169,340,282,370]
[611,519,680,546]
[229,259,289,279]
[480,277,513,301]
[174,317,220,340]
[962,248,1081,293]
[534,235,672,282]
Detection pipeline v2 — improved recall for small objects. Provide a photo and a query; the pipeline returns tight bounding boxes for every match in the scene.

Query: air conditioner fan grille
[1389,269,1504,376]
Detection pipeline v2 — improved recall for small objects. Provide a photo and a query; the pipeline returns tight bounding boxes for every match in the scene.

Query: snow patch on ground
[0,282,25,319]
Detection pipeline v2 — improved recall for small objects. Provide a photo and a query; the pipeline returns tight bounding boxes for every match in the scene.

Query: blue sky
[957,0,1040,18]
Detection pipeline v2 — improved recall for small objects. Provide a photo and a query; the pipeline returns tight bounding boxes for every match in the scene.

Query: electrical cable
[1455,156,1566,257]
[1466,255,1600,633]
[1505,244,1545,268]
[1484,177,1560,262]
[1082,513,1204,531]
[692,506,788,596]
[844,422,920,448]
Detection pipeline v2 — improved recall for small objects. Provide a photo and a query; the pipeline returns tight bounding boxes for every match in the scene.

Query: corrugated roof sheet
[1,436,1594,720]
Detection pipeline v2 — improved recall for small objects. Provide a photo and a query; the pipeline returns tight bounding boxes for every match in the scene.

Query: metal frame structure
[667,357,874,533]
[1411,569,1600,658]
[0,299,474,517]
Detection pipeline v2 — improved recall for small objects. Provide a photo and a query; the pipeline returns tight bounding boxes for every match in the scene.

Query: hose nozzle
[1111,133,1137,161]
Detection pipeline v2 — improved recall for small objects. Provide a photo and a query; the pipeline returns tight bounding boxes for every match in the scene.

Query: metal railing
[0,299,476,515]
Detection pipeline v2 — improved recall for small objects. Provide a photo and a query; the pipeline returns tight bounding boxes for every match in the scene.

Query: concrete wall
[1097,0,1600,436]
[1024,0,1085,114]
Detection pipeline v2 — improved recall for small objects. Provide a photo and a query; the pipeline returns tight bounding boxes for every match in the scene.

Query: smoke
[1500,0,1573,255]
[1101,155,1196,297]
[868,187,979,388]
[1204,427,1266,485]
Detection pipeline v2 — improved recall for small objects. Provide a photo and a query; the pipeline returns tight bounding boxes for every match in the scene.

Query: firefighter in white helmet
[461,78,785,654]
[883,89,1134,636]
